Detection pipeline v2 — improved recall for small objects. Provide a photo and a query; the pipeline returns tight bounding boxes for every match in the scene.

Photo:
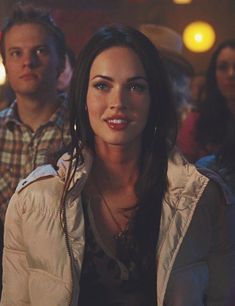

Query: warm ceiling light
[183,21,216,52]
[0,56,6,85]
[173,0,192,4]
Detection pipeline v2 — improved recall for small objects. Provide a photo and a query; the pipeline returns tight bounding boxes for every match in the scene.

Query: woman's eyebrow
[91,75,147,82]
[127,76,147,82]
[91,75,113,81]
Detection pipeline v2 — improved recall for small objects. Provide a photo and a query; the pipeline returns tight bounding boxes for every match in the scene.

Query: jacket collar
[16,149,93,194]
[16,164,58,192]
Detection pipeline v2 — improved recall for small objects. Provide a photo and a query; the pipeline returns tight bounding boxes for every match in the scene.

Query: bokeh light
[183,21,216,52]
[173,0,192,4]
[0,56,6,85]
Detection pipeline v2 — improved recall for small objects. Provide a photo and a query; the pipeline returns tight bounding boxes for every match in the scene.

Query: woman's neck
[93,142,141,191]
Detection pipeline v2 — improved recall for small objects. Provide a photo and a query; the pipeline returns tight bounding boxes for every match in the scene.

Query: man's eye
[128,83,147,92]
[94,82,108,91]
[35,47,48,56]
[10,50,21,58]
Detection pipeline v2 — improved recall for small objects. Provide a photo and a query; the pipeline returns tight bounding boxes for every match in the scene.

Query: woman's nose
[109,88,127,110]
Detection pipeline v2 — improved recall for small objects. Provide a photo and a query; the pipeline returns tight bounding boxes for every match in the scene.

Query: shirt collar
[2,95,68,130]
[46,94,68,130]
[1,100,20,126]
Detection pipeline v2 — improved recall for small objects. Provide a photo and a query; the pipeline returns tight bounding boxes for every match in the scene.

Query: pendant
[114,229,128,242]
[114,229,130,264]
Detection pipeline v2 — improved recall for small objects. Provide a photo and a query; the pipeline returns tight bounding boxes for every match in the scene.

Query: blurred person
[139,24,194,126]
[178,40,235,163]
[57,46,76,94]
[0,3,71,293]
[190,73,206,109]
[0,3,71,222]
[177,73,207,162]
[1,24,235,306]
[195,39,235,156]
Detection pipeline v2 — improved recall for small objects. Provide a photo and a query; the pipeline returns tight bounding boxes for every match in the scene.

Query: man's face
[4,23,63,98]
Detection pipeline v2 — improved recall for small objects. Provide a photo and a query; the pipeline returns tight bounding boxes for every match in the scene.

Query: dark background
[0,0,235,73]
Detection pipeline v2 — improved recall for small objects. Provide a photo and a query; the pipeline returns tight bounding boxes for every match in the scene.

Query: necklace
[93,175,129,242]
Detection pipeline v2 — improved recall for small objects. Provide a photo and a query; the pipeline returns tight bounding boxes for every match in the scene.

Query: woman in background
[195,39,235,155]
[177,40,235,163]
[1,25,235,306]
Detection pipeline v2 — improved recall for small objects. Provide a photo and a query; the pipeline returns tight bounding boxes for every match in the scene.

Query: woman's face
[86,46,150,150]
[216,46,235,115]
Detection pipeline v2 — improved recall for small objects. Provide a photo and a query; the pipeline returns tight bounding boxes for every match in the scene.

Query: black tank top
[78,196,150,306]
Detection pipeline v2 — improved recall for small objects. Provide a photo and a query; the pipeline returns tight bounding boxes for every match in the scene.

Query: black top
[78,196,149,306]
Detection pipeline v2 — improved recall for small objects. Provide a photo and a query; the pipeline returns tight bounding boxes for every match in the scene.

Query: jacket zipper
[62,204,75,306]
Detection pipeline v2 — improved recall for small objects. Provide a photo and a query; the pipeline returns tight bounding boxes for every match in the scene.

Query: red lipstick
[105,115,129,130]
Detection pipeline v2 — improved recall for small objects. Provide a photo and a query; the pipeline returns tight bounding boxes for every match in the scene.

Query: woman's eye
[94,82,108,91]
[217,62,229,72]
[128,83,147,92]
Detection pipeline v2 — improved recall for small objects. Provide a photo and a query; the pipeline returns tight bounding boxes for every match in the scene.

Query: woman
[1,25,235,306]
[178,40,235,163]
[195,39,235,155]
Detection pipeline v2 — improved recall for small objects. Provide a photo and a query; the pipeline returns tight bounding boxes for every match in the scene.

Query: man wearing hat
[139,24,194,125]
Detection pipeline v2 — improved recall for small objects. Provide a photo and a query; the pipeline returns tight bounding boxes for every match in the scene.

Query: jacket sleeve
[164,180,235,306]
[0,192,30,306]
[206,182,235,306]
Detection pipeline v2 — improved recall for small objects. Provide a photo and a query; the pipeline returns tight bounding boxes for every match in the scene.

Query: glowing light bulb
[195,33,202,42]
[183,21,216,52]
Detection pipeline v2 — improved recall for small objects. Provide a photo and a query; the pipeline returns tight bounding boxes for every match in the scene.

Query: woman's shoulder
[8,164,65,217]
[11,150,93,214]
[16,164,60,193]
[168,151,209,188]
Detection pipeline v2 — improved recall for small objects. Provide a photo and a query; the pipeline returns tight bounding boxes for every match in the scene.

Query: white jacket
[1,152,235,306]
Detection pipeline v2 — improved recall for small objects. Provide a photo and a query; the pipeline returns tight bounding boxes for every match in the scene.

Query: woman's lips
[105,118,129,130]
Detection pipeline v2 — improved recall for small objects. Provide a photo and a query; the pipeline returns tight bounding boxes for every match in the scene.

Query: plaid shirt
[0,96,71,222]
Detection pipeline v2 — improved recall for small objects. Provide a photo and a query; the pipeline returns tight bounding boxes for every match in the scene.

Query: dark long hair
[63,24,177,300]
[196,39,235,151]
